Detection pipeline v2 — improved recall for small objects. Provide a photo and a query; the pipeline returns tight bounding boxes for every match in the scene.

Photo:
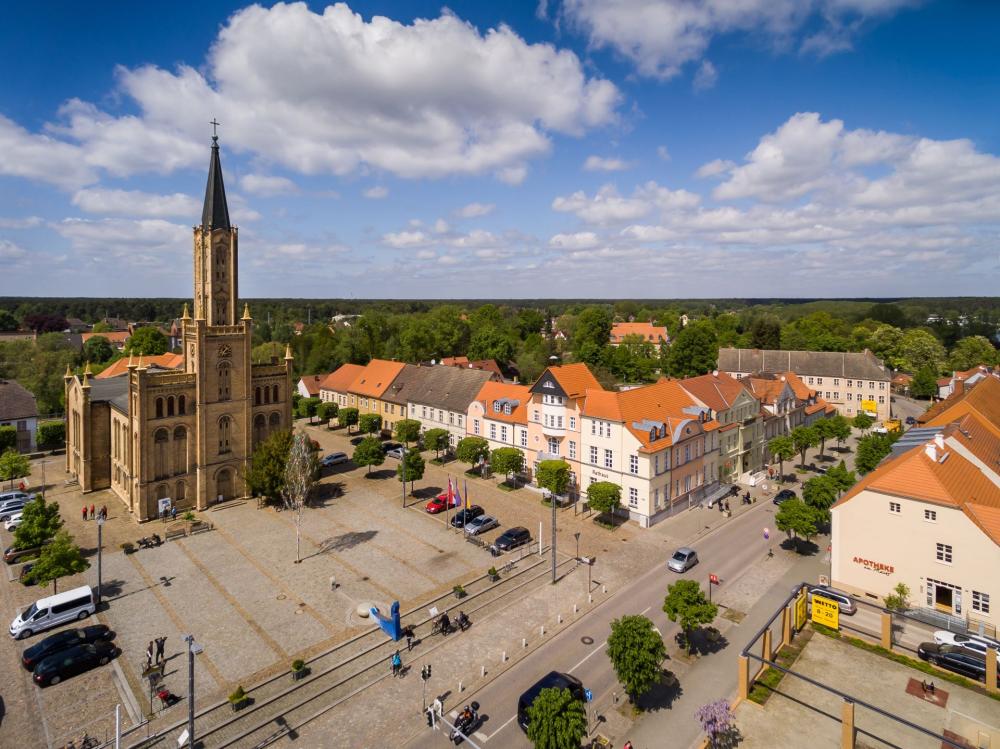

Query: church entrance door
[216,468,233,504]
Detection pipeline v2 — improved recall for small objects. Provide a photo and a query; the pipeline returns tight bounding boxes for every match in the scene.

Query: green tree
[490,447,525,487]
[423,428,450,459]
[801,475,838,516]
[780,312,851,352]
[813,418,837,459]
[869,324,905,369]
[0,425,16,454]
[606,615,666,702]
[748,316,781,350]
[353,436,385,475]
[456,437,490,469]
[0,449,31,489]
[524,686,588,749]
[91,321,112,333]
[0,309,19,330]
[884,582,911,612]
[516,308,546,339]
[867,303,907,328]
[855,433,896,474]
[826,460,857,496]
[851,412,874,434]
[316,401,338,424]
[767,436,794,483]
[666,322,718,378]
[586,481,622,524]
[243,430,294,503]
[428,305,470,356]
[123,327,168,356]
[535,459,570,496]
[82,335,115,364]
[663,579,718,652]
[949,335,997,370]
[468,326,515,363]
[828,414,852,451]
[297,396,322,422]
[13,497,63,550]
[358,412,383,436]
[338,407,359,432]
[31,530,89,594]
[572,307,612,367]
[910,366,939,399]
[397,450,425,494]
[791,426,819,469]
[897,329,946,373]
[393,419,421,445]
[37,421,66,450]
[775,499,820,551]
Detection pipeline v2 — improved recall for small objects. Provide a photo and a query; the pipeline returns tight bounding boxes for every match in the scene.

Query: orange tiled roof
[298,374,326,396]
[581,389,623,421]
[546,363,604,398]
[610,322,668,344]
[348,359,406,398]
[472,381,531,425]
[746,376,787,405]
[82,331,131,345]
[920,375,1000,435]
[95,353,182,379]
[678,371,750,413]
[441,356,470,366]
[779,372,816,401]
[320,363,365,393]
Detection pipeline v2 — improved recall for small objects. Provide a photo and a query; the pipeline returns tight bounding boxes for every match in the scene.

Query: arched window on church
[155,398,164,418]
[269,411,281,434]
[154,428,169,480]
[272,384,279,403]
[175,480,186,503]
[167,396,175,417]
[264,385,271,405]
[218,362,231,401]
[218,415,232,454]
[254,387,261,406]
[173,426,188,475]
[178,395,186,415]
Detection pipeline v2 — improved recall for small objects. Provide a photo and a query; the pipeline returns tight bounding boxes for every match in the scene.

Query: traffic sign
[584,689,593,702]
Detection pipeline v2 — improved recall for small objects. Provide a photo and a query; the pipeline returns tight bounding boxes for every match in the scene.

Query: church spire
[202,122,231,230]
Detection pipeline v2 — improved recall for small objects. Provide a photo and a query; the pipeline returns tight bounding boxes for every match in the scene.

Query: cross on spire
[210,118,221,140]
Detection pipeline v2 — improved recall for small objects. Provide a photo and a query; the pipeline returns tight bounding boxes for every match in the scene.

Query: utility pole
[401,445,407,508]
[96,515,104,605]
[184,635,202,749]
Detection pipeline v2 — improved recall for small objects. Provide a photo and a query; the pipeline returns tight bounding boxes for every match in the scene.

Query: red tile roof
[319,363,365,394]
[95,354,183,379]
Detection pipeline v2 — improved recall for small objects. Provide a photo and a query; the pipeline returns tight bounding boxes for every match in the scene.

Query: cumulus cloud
[692,60,717,90]
[0,216,43,229]
[695,158,735,178]
[552,181,700,224]
[583,155,631,172]
[0,114,95,189]
[496,165,529,185]
[456,202,496,218]
[53,217,190,271]
[0,239,29,260]
[240,174,298,196]
[71,188,199,217]
[549,231,601,249]
[363,186,389,199]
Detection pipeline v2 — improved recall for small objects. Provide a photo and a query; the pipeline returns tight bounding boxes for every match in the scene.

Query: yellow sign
[811,594,840,629]
[795,591,807,629]
[860,399,877,415]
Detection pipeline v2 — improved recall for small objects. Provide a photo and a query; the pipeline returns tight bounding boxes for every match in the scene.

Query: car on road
[667,547,699,573]
[801,584,857,615]
[33,641,119,686]
[494,526,531,551]
[319,452,349,468]
[0,490,33,504]
[384,444,406,459]
[451,505,484,528]
[772,489,796,505]
[905,416,917,425]
[917,642,996,685]
[933,631,1000,664]
[517,671,586,732]
[425,493,462,514]
[464,514,499,536]
[22,625,114,670]
[4,511,24,532]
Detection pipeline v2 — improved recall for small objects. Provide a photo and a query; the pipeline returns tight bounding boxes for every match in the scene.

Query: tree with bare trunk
[283,431,316,564]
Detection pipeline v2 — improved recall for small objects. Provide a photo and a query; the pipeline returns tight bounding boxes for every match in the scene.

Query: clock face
[218,344,232,358]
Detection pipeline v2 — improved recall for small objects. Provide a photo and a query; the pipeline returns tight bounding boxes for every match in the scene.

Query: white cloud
[552,181,700,224]
[382,230,431,248]
[240,174,298,196]
[71,188,199,217]
[695,158,735,178]
[583,155,631,172]
[433,219,451,233]
[456,202,496,218]
[52,217,190,271]
[496,165,529,185]
[363,186,389,199]
[657,145,671,161]
[693,60,717,90]
[549,231,601,249]
[0,216,43,229]
[0,114,95,189]
[0,239,29,260]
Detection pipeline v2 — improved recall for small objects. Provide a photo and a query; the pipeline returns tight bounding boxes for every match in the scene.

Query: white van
[9,585,95,640]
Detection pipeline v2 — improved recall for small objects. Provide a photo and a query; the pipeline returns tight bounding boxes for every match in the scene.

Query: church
[64,135,293,521]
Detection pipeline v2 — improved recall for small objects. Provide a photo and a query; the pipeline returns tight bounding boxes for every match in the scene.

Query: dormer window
[504,403,512,415]
[493,400,501,412]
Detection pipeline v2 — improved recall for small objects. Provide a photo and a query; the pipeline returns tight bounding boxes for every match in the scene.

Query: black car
[917,642,995,685]
[495,526,531,551]
[451,505,485,528]
[905,416,917,425]
[33,641,119,686]
[19,562,38,586]
[517,671,586,732]
[23,625,114,670]
[773,489,796,506]
[349,435,367,446]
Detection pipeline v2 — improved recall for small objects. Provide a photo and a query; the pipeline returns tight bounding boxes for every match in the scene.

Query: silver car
[933,631,1000,664]
[668,547,698,573]
[464,515,499,536]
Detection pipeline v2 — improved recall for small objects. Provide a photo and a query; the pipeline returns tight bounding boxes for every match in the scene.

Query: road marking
[481,713,518,740]
[474,731,487,740]
[569,639,608,673]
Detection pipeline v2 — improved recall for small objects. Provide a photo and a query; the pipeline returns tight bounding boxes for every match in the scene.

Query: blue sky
[1,0,998,299]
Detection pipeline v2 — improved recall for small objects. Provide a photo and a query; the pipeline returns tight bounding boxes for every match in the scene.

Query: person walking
[145,641,155,671]
[82,505,88,522]
[171,505,177,522]
[404,626,414,652]
[624,741,634,749]
[391,650,402,677]
[89,504,95,520]
[155,636,166,664]
[100,505,107,521]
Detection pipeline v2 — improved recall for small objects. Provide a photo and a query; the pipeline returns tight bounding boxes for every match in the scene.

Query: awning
[702,484,734,507]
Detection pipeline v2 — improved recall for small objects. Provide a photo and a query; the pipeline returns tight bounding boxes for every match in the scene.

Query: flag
[447,477,453,505]
[464,480,469,509]
[453,482,463,510]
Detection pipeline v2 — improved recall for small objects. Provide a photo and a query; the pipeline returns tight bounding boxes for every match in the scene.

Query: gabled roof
[86,376,130,415]
[718,348,890,381]
[678,371,753,413]
[96,354,183,379]
[533,363,603,399]
[82,331,131,345]
[298,374,326,396]
[745,376,793,406]
[919,375,1000,435]
[0,379,38,420]
[408,366,496,413]
[472,381,531,425]
[610,322,668,343]
[779,372,816,402]
[381,364,435,406]
[348,359,408,399]
[319,363,366,394]
[202,137,231,229]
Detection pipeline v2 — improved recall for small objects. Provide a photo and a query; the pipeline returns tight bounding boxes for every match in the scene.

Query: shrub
[228,686,247,704]
[37,421,66,450]
[453,584,466,598]
[182,511,196,521]
[291,659,305,672]
[0,426,15,453]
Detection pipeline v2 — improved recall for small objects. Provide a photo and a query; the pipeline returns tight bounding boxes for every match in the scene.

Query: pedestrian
[145,641,154,670]
[82,505,88,522]
[89,503,95,520]
[391,650,402,677]
[404,626,414,652]
[155,636,166,664]
[100,505,107,521]
[171,505,177,521]
[624,742,633,749]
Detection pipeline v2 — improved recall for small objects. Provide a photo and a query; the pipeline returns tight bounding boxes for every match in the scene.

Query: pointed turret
[64,364,73,381]
[242,303,252,321]
[181,303,191,321]
[202,134,231,230]
[284,344,294,362]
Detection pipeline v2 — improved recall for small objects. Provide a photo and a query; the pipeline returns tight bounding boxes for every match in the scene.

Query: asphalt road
[403,498,786,749]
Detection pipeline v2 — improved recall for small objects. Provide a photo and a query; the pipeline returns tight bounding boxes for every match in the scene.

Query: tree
[897,329,946,373]
[397,450,425,494]
[884,582,911,612]
[91,321,112,333]
[24,314,69,334]
[393,419,421,446]
[791,426,818,469]
[423,428,450,459]
[852,412,873,434]
[826,460,856,496]
[297,396,322,422]
[606,615,666,702]
[283,431,315,563]
[524,686,588,749]
[37,421,66,450]
[358,412,383,436]
[666,322,718,378]
[0,309,19,330]
[855,433,896,474]
[572,307,612,367]
[748,316,781,350]
[910,366,938,399]
[490,447,525,487]
[535,459,570,496]
[586,481,622,524]
[13,497,63,550]
[0,426,18,454]
[767,436,794,483]
[869,324,905,369]
[813,418,837,459]
[775,499,820,550]
[338,407,359,432]
[243,430,294,503]
[31,530,89,594]
[0,449,31,489]
[353,436,385,475]
[801,476,838,517]
[663,579,718,652]
[316,402,338,424]
[696,699,740,749]
[456,437,490,470]
[468,326,514,363]
[949,335,997,370]
[516,308,546,339]
[828,414,852,451]
[123,326,168,356]
[82,335,115,364]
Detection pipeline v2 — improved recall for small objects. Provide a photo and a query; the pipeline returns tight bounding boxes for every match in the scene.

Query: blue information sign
[584,689,593,702]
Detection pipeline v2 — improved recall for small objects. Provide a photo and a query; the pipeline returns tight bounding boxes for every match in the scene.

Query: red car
[425,493,462,514]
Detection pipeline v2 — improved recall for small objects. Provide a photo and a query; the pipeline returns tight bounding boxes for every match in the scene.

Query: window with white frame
[473,419,480,435]
[807,377,814,384]
[489,424,496,440]
[879,382,886,390]
[654,454,661,474]
[569,441,576,459]
[972,590,990,614]
[548,437,559,455]
[449,413,454,425]
[569,417,576,429]
[833,378,839,386]
[889,501,901,513]
[421,406,427,418]
[520,430,527,447]
[847,380,852,387]
[604,449,613,469]
[817,377,824,385]
[628,487,638,508]
[458,415,463,427]
[629,455,639,475]
[500,425,508,442]
[924,509,936,522]
[591,421,596,435]
[935,542,952,563]
[503,403,512,415]
[878,395,885,404]
[557,415,564,428]
[590,446,598,464]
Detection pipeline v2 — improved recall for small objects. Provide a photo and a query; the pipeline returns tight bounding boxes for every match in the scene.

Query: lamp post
[574,532,580,561]
[401,444,406,509]
[184,634,203,749]
[96,515,105,605]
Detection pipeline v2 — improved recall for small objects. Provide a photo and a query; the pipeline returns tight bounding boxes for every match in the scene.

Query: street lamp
[184,635,203,748]
[401,444,406,509]
[96,515,105,605]
[574,532,581,561]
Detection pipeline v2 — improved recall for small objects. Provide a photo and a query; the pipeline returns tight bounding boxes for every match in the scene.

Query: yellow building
[345,359,407,434]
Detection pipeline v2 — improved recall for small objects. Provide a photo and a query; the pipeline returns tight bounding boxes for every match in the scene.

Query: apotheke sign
[853,556,894,575]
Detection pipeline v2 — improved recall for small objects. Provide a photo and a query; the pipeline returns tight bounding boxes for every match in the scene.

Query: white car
[4,512,24,532]
[320,452,349,468]
[933,630,1000,664]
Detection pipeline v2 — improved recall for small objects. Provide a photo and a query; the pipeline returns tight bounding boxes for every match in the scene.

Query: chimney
[924,443,937,462]
[934,433,945,450]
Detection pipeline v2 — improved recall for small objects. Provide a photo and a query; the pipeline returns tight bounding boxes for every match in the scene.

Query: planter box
[291,667,310,681]
[230,697,250,712]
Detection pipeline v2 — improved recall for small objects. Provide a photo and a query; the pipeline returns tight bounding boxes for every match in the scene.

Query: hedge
[0,426,15,453]
[37,421,66,450]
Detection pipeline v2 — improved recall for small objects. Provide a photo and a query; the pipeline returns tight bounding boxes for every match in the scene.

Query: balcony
[541,422,566,438]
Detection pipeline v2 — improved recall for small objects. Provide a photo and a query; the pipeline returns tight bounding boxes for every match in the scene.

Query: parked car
[33,641,120,686]
[772,489,796,506]
[0,498,31,522]
[18,563,38,586]
[349,435,367,446]
[933,631,1000,664]
[0,490,33,504]
[494,526,531,551]
[667,547,699,573]
[517,671,586,732]
[320,452,349,468]
[905,416,917,425]
[4,511,24,532]
[802,584,857,615]
[22,625,114,670]
[425,493,462,514]
[10,585,96,640]
[464,515,499,536]
[451,505,485,528]
[4,543,45,564]
[917,642,996,684]
[384,445,406,459]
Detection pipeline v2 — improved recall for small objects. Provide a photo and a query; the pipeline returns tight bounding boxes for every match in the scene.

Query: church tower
[193,133,238,326]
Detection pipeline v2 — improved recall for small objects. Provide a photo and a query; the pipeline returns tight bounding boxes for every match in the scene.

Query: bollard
[481,665,486,678]
[523,638,527,648]
[573,604,578,614]
[458,681,463,693]
[588,594,593,604]
[541,625,545,636]
[602,585,607,594]
[502,650,507,662]
[558,614,562,624]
